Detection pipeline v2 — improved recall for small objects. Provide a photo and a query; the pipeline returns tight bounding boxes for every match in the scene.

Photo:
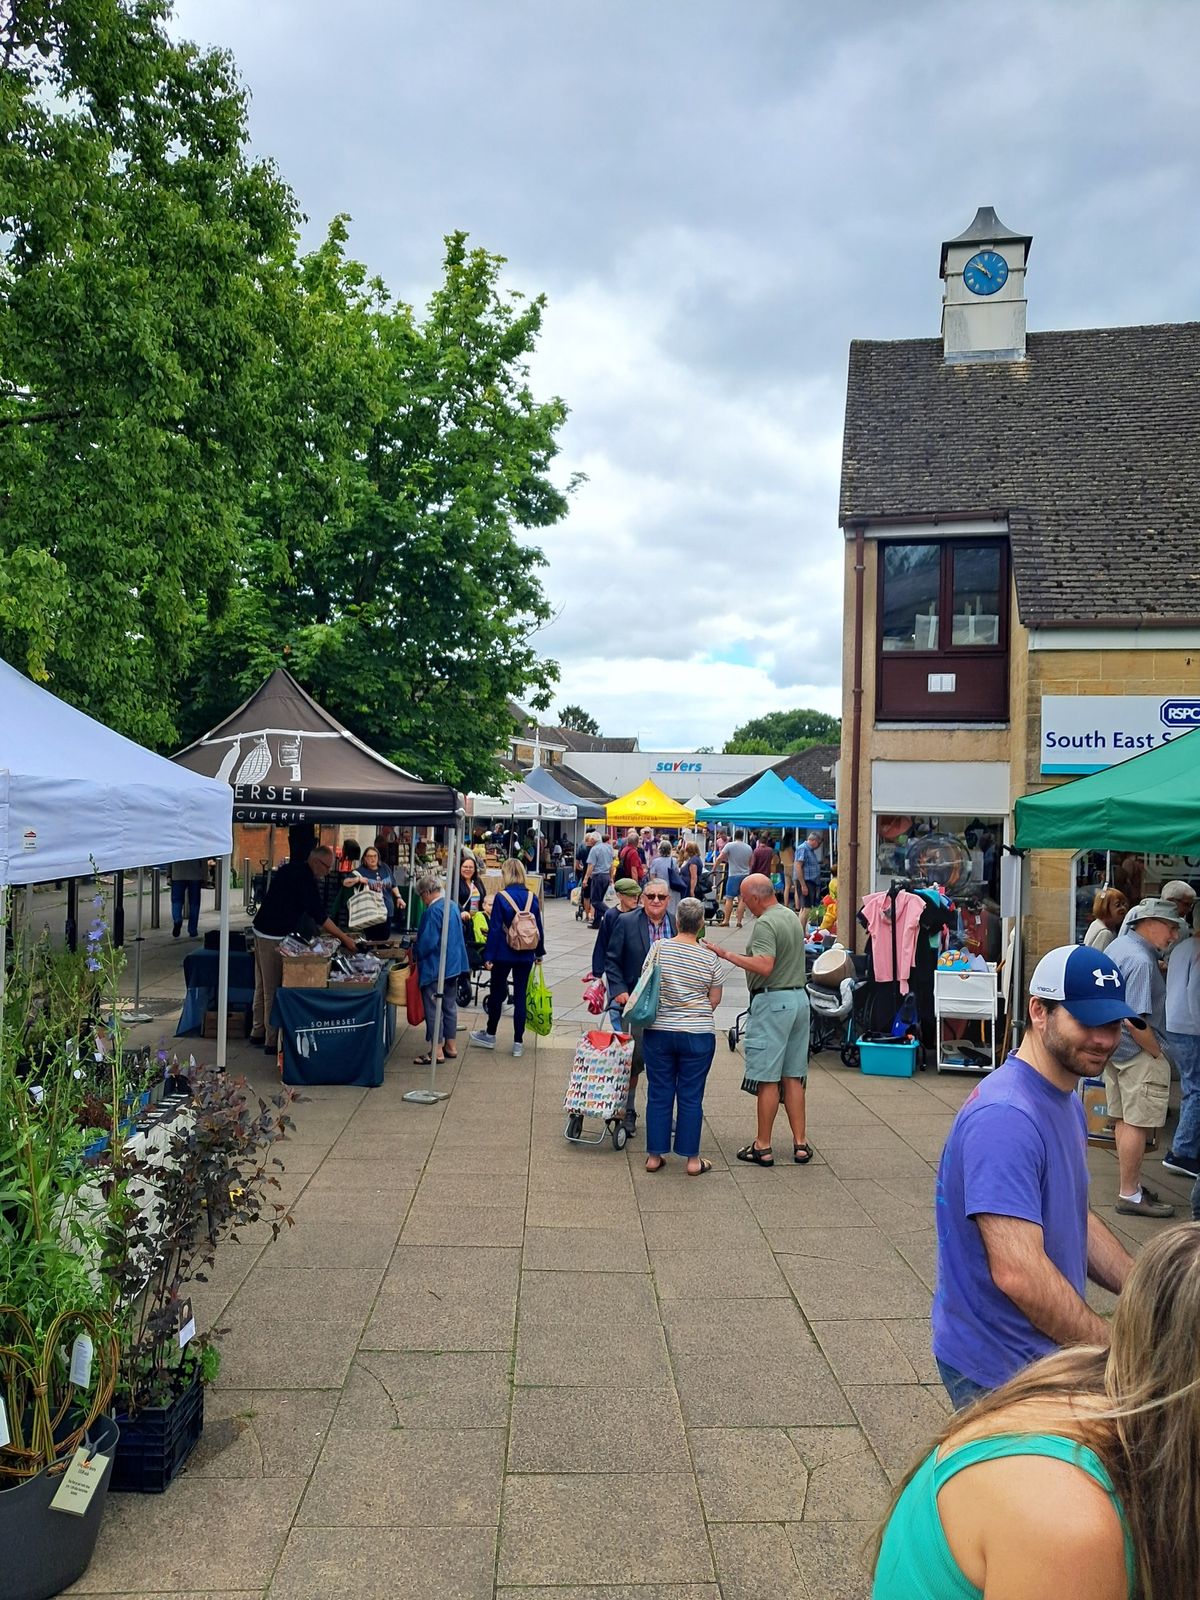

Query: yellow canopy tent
[605,779,695,830]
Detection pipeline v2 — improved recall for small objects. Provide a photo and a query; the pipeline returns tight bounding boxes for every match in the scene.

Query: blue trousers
[421,980,459,1046]
[170,878,202,934]
[1163,1029,1200,1159]
[936,1357,990,1410]
[642,1029,715,1158]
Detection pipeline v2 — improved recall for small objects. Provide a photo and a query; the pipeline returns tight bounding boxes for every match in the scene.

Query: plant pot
[0,1414,119,1600]
[111,1374,204,1493]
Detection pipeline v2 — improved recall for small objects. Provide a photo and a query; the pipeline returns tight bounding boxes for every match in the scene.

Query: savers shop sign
[1041,695,1200,774]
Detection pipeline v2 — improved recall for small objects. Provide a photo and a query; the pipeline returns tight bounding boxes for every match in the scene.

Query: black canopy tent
[173,668,458,826]
[174,670,462,1100]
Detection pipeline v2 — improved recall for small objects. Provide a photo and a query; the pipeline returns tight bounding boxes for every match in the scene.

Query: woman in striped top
[641,897,726,1176]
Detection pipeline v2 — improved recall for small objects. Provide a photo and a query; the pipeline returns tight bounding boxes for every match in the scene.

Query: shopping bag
[582,976,607,1015]
[526,962,554,1038]
[348,886,387,930]
[623,943,662,1026]
[406,961,425,1026]
[563,1027,635,1116]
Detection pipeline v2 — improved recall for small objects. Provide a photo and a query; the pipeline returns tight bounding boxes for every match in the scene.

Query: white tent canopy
[683,792,711,814]
[465,781,573,821]
[0,658,233,886]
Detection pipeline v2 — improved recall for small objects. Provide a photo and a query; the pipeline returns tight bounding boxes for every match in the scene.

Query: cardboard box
[1080,1078,1115,1144]
[202,1009,251,1040]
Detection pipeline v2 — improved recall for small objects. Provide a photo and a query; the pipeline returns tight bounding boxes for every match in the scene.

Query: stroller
[703,863,724,924]
[808,976,865,1065]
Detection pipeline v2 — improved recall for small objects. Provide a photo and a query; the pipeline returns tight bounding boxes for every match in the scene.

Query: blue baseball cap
[1028,945,1138,1025]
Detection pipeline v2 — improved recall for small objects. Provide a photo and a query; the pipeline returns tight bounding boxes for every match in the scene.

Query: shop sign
[1040,695,1198,774]
[655,760,704,773]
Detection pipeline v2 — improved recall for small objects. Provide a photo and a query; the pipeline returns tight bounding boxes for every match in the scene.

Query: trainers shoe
[172,921,182,938]
[623,1109,638,1136]
[1162,1151,1200,1179]
[469,1030,496,1049]
[1116,1191,1176,1217]
[512,1041,524,1057]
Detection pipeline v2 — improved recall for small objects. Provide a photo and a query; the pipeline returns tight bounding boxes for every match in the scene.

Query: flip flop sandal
[645,1156,666,1173]
[687,1159,713,1177]
[413,1053,445,1066]
[443,1047,458,1058]
[793,1142,814,1164]
[736,1143,775,1167]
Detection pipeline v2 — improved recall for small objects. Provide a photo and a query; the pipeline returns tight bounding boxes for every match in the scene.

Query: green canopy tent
[1014,729,1200,852]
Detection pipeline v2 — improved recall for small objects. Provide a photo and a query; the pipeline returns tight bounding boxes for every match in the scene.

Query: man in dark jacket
[604,883,675,1136]
[591,877,642,982]
[251,846,357,1053]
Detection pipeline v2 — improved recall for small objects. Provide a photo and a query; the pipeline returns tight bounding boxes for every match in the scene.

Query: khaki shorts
[1103,1048,1171,1130]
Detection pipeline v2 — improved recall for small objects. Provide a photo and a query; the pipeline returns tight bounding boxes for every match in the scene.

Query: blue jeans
[936,1356,990,1410]
[642,1029,715,1158]
[1163,1030,1200,1159]
[170,878,202,934]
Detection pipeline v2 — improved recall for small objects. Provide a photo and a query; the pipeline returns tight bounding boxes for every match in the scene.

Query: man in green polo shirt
[708,874,813,1166]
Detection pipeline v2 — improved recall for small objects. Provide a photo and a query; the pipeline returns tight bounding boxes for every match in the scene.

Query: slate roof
[717,745,839,802]
[555,728,639,754]
[839,323,1200,626]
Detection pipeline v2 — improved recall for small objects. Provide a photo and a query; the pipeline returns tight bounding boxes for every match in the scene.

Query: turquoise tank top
[872,1432,1135,1599]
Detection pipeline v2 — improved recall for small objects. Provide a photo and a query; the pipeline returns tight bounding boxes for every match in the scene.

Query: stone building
[838,207,1200,964]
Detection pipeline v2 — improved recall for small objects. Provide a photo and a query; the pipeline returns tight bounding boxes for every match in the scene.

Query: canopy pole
[126,867,153,1024]
[0,889,8,1093]
[403,810,460,1105]
[215,854,231,1071]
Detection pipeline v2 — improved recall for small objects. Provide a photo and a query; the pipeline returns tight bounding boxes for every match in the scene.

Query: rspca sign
[1040,695,1198,775]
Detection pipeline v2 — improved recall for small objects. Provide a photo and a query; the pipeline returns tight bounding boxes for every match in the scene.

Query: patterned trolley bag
[563,1026,636,1151]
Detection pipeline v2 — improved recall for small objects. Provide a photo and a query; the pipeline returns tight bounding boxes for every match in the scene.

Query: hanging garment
[859,890,926,994]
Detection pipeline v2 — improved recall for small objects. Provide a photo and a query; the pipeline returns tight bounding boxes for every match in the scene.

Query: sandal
[645,1155,666,1173]
[687,1159,713,1177]
[736,1143,774,1166]
[413,1052,445,1066]
[793,1141,814,1165]
[443,1046,458,1058]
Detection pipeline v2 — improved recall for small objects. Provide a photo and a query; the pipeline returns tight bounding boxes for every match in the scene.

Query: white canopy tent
[465,781,573,821]
[0,658,234,1067]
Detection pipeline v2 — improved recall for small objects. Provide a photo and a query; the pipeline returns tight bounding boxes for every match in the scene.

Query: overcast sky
[173,0,1198,750]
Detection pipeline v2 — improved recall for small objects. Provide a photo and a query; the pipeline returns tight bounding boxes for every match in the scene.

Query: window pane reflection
[881,544,939,652]
[951,546,1001,646]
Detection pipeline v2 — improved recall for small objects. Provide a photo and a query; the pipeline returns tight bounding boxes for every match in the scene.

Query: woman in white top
[1083,887,1129,951]
[640,897,725,1175]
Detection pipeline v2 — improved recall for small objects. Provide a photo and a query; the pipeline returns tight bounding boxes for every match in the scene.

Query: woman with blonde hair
[469,857,545,1058]
[1085,887,1130,951]
[872,1220,1200,1599]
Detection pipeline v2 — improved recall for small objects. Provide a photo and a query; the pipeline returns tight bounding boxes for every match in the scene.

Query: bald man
[709,874,813,1166]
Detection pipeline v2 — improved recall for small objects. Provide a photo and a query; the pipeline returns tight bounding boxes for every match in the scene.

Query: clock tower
[939,206,1032,363]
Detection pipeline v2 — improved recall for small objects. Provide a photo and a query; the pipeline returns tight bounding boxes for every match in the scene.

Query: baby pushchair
[808,976,863,1063]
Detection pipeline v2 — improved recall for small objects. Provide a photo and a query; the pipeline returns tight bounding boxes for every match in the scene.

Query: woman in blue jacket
[469,858,545,1058]
[413,870,471,1064]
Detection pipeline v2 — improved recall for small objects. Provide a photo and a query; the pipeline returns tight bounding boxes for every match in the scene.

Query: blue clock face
[963,250,1009,296]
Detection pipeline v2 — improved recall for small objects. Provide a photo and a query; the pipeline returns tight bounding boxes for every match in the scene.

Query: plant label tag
[178,1298,196,1349]
[0,1396,9,1449]
[49,1445,109,1515]
[69,1334,93,1388]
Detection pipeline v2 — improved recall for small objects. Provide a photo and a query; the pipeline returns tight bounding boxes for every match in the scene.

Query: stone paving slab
[60,885,1185,1597]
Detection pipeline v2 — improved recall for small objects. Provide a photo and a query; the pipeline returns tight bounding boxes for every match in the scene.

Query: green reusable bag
[526,962,554,1038]
[622,943,662,1027]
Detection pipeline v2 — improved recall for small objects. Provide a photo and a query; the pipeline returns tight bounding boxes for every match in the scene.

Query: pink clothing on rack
[860,889,926,994]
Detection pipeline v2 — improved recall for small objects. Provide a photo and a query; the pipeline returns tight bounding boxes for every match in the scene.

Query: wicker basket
[281,952,331,988]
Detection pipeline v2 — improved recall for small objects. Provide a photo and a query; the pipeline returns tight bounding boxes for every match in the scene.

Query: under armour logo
[1093,969,1121,988]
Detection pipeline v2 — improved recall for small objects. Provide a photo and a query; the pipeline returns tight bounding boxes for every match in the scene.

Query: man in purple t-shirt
[932,945,1138,1407]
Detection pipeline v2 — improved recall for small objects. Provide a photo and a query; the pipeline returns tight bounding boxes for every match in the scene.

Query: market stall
[174,669,462,1093]
[272,964,396,1088]
[605,779,695,831]
[1012,728,1200,1021]
[696,769,836,830]
[0,655,234,1064]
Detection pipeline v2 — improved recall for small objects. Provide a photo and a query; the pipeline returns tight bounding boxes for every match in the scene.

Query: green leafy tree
[181,229,577,791]
[557,704,600,736]
[0,0,299,744]
[723,708,841,754]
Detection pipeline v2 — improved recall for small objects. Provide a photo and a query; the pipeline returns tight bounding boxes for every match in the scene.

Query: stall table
[270,965,396,1088]
[177,949,256,1037]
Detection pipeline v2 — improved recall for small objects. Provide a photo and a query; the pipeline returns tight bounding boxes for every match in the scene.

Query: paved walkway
[50,884,1186,1599]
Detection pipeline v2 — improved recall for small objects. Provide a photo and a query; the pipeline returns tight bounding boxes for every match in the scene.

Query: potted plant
[106,1053,295,1492]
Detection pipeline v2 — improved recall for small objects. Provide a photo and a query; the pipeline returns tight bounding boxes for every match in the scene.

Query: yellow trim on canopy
[605,779,696,829]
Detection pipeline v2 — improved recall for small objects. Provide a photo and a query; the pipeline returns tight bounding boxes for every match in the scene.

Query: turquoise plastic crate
[859,1038,918,1078]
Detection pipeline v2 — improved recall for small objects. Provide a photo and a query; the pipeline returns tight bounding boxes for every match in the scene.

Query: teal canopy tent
[783,775,837,815]
[697,769,836,828]
[1014,730,1200,853]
